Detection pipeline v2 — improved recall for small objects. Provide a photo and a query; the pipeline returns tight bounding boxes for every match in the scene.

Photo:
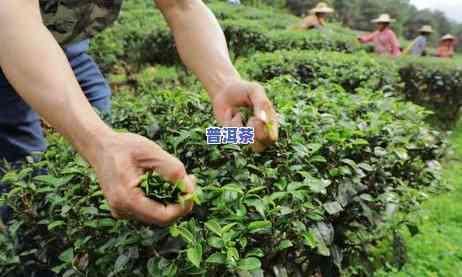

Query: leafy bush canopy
[395,57,462,128]
[1,77,445,276]
[239,50,462,127]
[238,50,400,93]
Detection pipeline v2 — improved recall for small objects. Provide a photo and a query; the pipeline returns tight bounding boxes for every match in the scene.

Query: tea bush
[263,29,360,53]
[396,57,462,128]
[208,1,298,28]
[1,77,445,276]
[139,22,362,65]
[238,50,400,93]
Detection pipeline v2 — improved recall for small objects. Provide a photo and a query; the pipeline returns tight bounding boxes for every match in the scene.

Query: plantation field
[1,0,462,276]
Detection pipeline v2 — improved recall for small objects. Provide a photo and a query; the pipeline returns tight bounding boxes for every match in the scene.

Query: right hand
[211,79,279,153]
[91,132,196,226]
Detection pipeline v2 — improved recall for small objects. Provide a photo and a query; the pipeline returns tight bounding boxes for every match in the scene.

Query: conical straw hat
[440,34,456,41]
[371,14,395,23]
[418,25,433,33]
[310,2,334,14]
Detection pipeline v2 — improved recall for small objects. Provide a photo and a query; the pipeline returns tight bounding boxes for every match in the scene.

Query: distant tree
[403,9,437,39]
[432,10,452,36]
[332,0,360,27]
[352,0,384,31]
[286,0,318,16]
[452,23,462,53]
[381,0,414,35]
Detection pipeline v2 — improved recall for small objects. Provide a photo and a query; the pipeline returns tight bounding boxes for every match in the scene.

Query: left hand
[211,79,279,152]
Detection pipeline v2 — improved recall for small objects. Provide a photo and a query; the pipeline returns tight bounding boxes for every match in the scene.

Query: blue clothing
[228,0,241,5]
[0,39,111,224]
[0,39,111,163]
[410,35,428,56]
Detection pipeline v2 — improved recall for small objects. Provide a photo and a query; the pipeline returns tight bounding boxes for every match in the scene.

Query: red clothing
[436,45,455,58]
[359,28,401,57]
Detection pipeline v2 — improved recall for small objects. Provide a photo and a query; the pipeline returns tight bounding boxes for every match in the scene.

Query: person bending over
[297,2,334,31]
[358,14,401,57]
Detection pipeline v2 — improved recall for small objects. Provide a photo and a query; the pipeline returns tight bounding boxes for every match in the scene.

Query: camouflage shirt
[40,0,123,47]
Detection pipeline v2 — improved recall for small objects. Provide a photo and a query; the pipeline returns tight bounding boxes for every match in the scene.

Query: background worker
[297,2,334,31]
[358,14,401,57]
[436,34,457,58]
[0,0,279,227]
[403,25,433,56]
[228,0,241,5]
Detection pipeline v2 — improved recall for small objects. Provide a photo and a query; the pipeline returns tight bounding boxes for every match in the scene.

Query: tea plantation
[1,0,461,276]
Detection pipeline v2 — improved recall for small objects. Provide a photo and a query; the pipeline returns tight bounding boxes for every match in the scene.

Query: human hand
[211,79,279,152]
[91,132,196,226]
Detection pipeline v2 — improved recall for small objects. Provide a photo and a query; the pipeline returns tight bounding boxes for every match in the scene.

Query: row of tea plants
[238,50,462,128]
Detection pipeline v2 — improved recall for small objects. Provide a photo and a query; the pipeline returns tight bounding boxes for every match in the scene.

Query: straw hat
[440,34,456,41]
[310,2,334,14]
[418,25,433,34]
[371,14,395,23]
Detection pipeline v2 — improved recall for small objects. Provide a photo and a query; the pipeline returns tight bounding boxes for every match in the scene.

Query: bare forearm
[0,0,112,164]
[156,0,240,100]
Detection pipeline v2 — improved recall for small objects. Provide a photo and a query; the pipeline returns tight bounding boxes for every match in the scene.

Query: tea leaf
[206,252,226,264]
[238,257,262,271]
[187,244,203,268]
[58,248,74,263]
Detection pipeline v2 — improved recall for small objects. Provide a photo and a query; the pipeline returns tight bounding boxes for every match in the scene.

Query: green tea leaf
[206,252,226,264]
[238,257,262,271]
[114,254,129,272]
[221,223,237,234]
[222,184,244,194]
[177,226,194,244]
[208,236,225,249]
[187,244,203,268]
[205,220,222,237]
[248,220,272,234]
[277,240,293,250]
[48,220,65,231]
[323,201,343,215]
[58,248,74,263]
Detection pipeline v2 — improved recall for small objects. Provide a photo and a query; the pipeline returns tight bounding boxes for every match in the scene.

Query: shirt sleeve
[359,31,378,43]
